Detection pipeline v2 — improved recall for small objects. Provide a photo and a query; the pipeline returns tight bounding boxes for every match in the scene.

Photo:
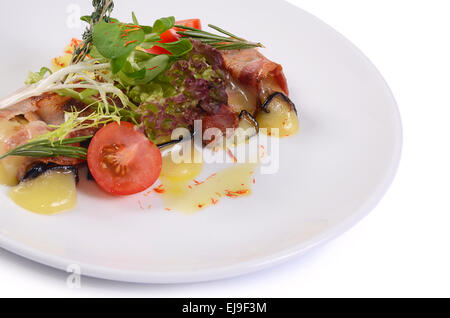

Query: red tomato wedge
[160,28,181,43]
[174,19,202,32]
[145,29,179,55]
[87,122,162,196]
[145,45,172,55]
[145,19,202,55]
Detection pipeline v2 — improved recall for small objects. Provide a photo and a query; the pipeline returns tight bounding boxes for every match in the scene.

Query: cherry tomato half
[160,28,181,43]
[145,29,179,55]
[145,45,172,55]
[87,122,162,196]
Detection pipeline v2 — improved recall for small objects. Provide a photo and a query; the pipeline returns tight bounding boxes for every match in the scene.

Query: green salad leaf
[111,55,128,74]
[93,21,145,59]
[131,12,139,25]
[25,67,52,85]
[152,16,175,34]
[150,38,193,57]
[120,54,170,85]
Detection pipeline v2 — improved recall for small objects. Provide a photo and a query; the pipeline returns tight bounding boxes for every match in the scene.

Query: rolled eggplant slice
[21,162,79,184]
[238,110,259,136]
[230,110,260,145]
[157,130,197,150]
[157,137,187,150]
[256,92,299,137]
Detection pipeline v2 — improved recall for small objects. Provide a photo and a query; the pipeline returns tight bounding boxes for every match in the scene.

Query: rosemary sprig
[71,0,115,64]
[175,24,264,50]
[0,136,93,161]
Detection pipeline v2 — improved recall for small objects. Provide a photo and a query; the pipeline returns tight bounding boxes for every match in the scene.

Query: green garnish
[55,88,140,123]
[91,15,193,76]
[42,108,120,143]
[72,0,115,64]
[25,67,53,85]
[92,21,145,71]
[0,136,92,160]
[175,24,264,50]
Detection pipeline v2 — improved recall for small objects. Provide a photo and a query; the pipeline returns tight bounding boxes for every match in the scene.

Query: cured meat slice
[3,120,50,150]
[0,92,71,125]
[0,98,37,121]
[33,93,71,125]
[221,49,289,101]
[1,119,86,181]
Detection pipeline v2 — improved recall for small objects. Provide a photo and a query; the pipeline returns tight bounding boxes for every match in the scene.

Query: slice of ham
[221,49,289,102]
[2,120,86,181]
[0,90,95,177]
[202,104,239,135]
[0,92,71,125]
[3,120,50,150]
[37,156,84,166]
[33,93,71,125]
[201,104,239,146]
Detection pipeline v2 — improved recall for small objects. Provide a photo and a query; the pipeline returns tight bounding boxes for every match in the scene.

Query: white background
[1,0,449,297]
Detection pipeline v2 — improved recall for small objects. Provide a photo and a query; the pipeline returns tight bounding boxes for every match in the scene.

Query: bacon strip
[221,49,289,100]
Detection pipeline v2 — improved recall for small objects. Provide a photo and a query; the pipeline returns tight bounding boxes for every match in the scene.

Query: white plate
[0,0,402,283]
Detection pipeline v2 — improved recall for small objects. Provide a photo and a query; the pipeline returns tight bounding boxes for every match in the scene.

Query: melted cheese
[257,95,299,137]
[0,155,26,186]
[9,171,77,215]
[228,77,299,139]
[227,79,258,115]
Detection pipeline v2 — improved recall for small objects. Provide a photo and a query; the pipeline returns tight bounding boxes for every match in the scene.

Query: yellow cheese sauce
[155,140,258,213]
[9,171,77,215]
[160,144,203,182]
[159,162,258,214]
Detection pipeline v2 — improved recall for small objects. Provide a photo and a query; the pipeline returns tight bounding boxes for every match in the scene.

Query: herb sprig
[175,24,264,50]
[0,136,92,160]
[72,0,115,64]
